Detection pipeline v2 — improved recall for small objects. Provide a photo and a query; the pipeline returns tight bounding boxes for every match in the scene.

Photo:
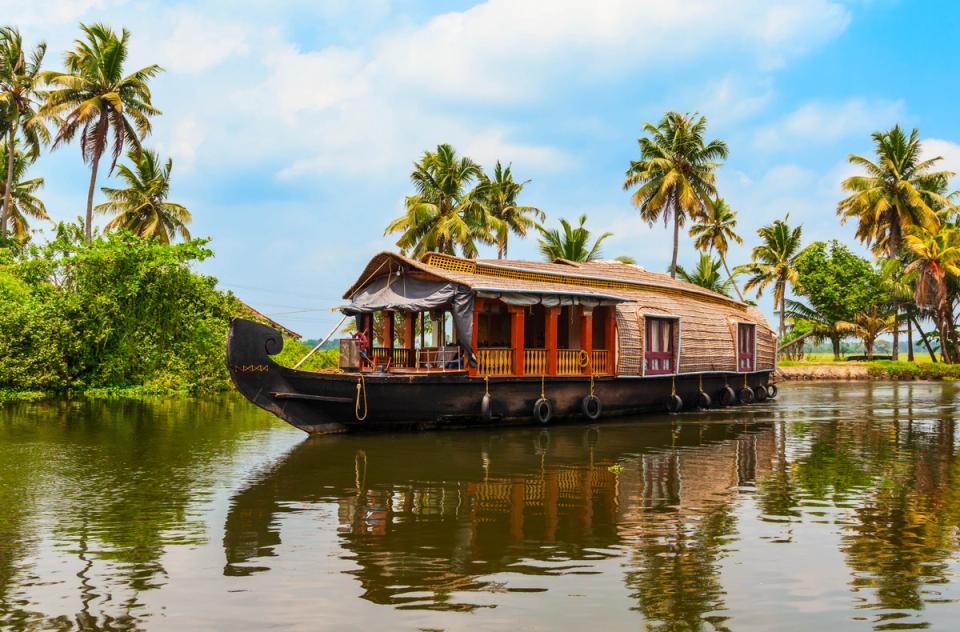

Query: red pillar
[604,306,617,374]
[581,308,593,375]
[384,311,395,349]
[469,299,482,377]
[545,306,559,376]
[509,305,525,376]
[402,313,415,349]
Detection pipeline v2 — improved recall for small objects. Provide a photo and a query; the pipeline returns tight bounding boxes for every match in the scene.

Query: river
[1,382,959,630]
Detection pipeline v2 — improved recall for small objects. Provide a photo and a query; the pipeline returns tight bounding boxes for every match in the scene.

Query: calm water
[1,383,960,630]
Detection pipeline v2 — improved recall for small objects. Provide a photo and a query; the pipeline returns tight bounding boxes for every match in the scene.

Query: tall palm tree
[689,197,744,300]
[675,253,732,296]
[40,23,162,242]
[623,111,728,278]
[838,125,954,360]
[838,125,953,256]
[839,306,896,360]
[94,147,191,243]
[0,27,48,238]
[385,144,492,258]
[903,225,960,363]
[735,216,805,344]
[0,140,48,242]
[476,161,543,259]
[537,214,612,262]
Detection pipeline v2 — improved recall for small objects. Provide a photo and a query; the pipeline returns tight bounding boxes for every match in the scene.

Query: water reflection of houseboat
[228,253,779,434]
[223,420,775,610]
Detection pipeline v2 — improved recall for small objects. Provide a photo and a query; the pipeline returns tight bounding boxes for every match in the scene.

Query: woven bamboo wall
[615,304,642,375]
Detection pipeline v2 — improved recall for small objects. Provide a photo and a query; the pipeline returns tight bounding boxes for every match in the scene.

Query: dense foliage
[0,225,240,394]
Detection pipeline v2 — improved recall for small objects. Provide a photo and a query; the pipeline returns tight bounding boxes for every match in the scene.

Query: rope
[671,374,677,397]
[743,372,748,388]
[484,375,490,396]
[589,373,595,398]
[578,349,590,368]
[540,375,546,400]
[355,374,368,421]
[699,374,703,392]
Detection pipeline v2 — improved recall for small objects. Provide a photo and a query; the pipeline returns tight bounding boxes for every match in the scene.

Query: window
[738,324,755,371]
[644,317,676,375]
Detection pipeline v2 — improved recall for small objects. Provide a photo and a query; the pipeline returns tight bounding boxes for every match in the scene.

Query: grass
[780,351,936,366]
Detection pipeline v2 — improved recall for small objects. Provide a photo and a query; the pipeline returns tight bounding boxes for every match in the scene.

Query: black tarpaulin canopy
[341,273,475,359]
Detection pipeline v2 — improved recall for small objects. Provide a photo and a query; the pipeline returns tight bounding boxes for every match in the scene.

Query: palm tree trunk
[866,337,873,360]
[778,285,786,350]
[911,315,938,363]
[670,202,679,278]
[719,254,745,301]
[84,150,102,243]
[907,317,914,362]
[832,334,841,361]
[891,307,899,361]
[0,124,15,238]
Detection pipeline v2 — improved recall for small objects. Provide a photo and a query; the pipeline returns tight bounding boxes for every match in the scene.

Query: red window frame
[738,323,755,372]
[644,317,676,375]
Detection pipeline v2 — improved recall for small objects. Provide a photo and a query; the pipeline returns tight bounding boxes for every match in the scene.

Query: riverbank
[778,360,960,381]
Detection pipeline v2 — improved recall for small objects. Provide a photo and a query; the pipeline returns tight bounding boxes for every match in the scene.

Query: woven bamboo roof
[343,251,752,310]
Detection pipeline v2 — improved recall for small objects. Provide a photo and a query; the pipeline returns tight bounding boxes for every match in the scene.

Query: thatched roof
[343,251,750,309]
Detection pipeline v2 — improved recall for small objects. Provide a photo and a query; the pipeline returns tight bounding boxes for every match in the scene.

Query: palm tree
[675,254,732,296]
[476,161,543,259]
[838,125,954,360]
[903,225,960,362]
[614,255,638,265]
[623,111,728,278]
[838,125,953,256]
[537,214,612,262]
[0,140,48,242]
[0,27,48,238]
[40,23,162,242]
[839,306,896,360]
[94,147,191,243]
[385,144,492,258]
[785,299,850,361]
[689,197,744,300]
[735,217,805,345]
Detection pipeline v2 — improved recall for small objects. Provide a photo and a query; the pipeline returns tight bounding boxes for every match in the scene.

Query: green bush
[866,361,960,380]
[0,224,242,396]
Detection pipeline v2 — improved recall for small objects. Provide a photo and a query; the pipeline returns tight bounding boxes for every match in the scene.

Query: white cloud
[373,0,850,102]
[922,138,960,188]
[157,9,250,73]
[753,98,905,150]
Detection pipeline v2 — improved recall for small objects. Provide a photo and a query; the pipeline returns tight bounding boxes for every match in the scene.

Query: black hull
[227,318,774,435]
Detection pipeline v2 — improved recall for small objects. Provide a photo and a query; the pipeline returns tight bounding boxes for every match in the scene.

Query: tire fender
[664,393,683,413]
[718,385,736,407]
[533,397,553,424]
[738,386,755,404]
[582,395,602,420]
[697,391,712,409]
[481,393,493,421]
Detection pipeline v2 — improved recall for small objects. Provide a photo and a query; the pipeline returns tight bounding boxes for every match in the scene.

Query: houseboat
[227,251,778,435]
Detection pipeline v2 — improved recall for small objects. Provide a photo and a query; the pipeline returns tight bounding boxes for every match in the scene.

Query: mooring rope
[671,374,677,397]
[540,374,546,400]
[355,374,368,421]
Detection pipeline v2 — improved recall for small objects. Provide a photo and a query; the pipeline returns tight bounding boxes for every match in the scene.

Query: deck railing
[524,348,547,375]
[477,348,512,376]
[417,347,462,370]
[592,349,610,375]
[558,349,583,375]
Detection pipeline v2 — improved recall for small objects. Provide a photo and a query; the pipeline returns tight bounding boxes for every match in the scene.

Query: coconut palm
[903,225,960,362]
[0,27,48,238]
[689,197,744,300]
[537,214,612,262]
[838,125,953,257]
[94,147,190,243]
[623,111,728,278]
[476,161,543,259]
[785,299,851,361]
[735,217,805,344]
[839,306,896,360]
[675,253,732,296]
[0,140,48,242]
[385,144,492,258]
[614,255,638,265]
[40,23,162,242]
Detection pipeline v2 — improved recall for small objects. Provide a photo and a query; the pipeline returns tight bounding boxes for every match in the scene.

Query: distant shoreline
[778,362,960,382]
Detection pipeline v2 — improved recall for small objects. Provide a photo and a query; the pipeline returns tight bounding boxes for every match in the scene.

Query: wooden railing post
[581,307,593,375]
[604,306,617,374]
[545,306,559,376]
[509,305,525,376]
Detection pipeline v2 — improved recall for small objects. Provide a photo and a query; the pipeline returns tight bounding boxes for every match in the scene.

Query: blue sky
[10,0,960,337]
